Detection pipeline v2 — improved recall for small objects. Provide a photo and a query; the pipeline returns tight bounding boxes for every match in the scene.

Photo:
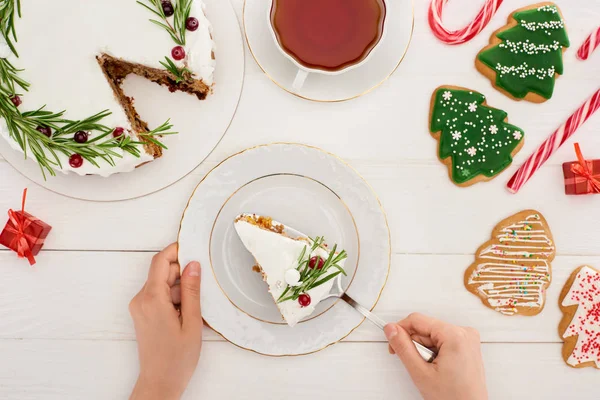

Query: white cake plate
[178,143,391,356]
[0,0,244,202]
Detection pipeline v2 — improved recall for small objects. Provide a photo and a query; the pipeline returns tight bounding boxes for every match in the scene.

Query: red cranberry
[309,256,325,269]
[69,154,83,168]
[161,1,174,17]
[112,127,125,139]
[36,126,52,137]
[74,131,88,143]
[186,17,199,31]
[171,46,186,61]
[298,294,311,307]
[10,95,22,107]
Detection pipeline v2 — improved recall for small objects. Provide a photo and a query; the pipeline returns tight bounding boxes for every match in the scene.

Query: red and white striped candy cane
[507,89,600,194]
[577,27,600,61]
[428,0,504,45]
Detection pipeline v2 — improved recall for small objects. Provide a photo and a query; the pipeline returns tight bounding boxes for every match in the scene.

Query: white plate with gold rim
[243,0,414,102]
[178,143,390,356]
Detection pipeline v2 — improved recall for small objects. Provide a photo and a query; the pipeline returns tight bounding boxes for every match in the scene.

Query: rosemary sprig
[0,100,172,178]
[277,237,348,304]
[137,0,193,46]
[138,118,177,150]
[160,56,194,83]
[0,0,21,57]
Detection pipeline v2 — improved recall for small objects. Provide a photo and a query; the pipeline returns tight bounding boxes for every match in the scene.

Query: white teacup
[268,0,387,91]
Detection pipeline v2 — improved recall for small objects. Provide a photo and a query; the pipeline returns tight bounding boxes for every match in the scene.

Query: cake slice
[234,214,347,327]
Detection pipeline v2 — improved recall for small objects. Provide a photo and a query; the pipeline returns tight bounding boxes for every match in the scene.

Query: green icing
[430,88,525,185]
[478,4,570,100]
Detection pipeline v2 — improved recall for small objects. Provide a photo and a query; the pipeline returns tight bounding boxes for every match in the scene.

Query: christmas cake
[234,214,347,327]
[0,0,215,177]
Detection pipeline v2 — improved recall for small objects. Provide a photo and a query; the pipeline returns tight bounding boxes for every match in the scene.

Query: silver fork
[323,272,436,363]
[250,214,437,363]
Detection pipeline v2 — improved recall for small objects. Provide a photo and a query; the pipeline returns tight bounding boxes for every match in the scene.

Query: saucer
[243,0,414,102]
[178,143,391,356]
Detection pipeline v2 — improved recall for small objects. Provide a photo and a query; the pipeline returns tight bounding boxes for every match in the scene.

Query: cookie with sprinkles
[559,266,600,369]
[476,2,570,103]
[429,86,525,187]
[465,210,555,316]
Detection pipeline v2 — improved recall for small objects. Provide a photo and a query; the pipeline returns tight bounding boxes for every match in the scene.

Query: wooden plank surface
[1,251,597,344]
[0,340,597,400]
[1,0,599,399]
[2,160,599,255]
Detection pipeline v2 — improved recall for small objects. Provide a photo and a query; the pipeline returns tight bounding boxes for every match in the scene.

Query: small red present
[562,143,600,196]
[0,189,52,265]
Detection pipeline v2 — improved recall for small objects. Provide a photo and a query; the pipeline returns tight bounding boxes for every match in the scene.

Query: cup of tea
[269,0,387,90]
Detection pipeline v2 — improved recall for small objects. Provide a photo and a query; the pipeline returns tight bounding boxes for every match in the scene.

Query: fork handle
[341,294,437,363]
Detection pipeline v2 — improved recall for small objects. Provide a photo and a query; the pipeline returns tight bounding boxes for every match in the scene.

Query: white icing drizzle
[467,214,555,316]
[562,266,600,368]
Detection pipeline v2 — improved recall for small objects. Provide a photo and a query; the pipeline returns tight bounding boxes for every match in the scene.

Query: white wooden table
[1,0,599,398]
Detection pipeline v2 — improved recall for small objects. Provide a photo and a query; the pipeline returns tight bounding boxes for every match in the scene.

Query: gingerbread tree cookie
[477,3,570,103]
[465,210,555,316]
[559,266,600,369]
[429,86,525,187]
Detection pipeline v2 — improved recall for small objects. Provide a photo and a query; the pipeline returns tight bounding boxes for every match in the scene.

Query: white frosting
[235,219,346,327]
[562,266,600,367]
[0,0,215,177]
[467,214,555,316]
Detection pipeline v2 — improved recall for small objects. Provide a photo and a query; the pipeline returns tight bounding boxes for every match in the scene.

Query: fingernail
[187,262,200,277]
[384,323,398,340]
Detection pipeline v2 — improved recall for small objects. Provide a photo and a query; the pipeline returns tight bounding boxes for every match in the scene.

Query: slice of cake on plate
[0,0,215,177]
[234,214,347,327]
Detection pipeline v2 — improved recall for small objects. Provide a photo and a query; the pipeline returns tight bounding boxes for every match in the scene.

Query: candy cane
[507,89,600,194]
[577,27,600,61]
[428,0,504,45]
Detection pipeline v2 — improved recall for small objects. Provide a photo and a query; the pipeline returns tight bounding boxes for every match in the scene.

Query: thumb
[384,323,430,381]
[180,262,203,333]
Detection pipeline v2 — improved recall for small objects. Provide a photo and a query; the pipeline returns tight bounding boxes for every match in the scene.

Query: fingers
[398,313,448,347]
[168,263,181,287]
[171,284,182,305]
[147,243,179,288]
[384,323,430,381]
[180,261,203,334]
[407,333,436,349]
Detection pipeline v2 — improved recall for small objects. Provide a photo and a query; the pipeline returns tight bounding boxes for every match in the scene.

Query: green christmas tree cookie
[477,3,570,103]
[429,86,525,187]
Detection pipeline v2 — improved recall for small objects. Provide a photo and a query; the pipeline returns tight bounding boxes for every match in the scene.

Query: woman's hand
[384,313,487,400]
[129,243,203,400]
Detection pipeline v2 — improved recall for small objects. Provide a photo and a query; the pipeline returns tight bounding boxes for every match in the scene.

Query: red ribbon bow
[6,188,37,265]
[571,143,600,194]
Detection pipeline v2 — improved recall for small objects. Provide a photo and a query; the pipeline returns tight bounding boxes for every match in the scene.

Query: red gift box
[0,189,52,265]
[562,143,600,196]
